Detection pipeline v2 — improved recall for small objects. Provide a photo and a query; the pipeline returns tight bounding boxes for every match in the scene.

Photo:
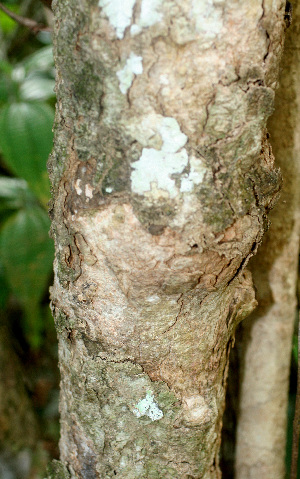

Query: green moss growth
[101,155,131,194]
[46,460,71,479]
[144,463,178,478]
[132,197,176,235]
[53,311,68,334]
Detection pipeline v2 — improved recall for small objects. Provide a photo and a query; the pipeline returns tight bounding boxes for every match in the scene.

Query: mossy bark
[49,1,286,477]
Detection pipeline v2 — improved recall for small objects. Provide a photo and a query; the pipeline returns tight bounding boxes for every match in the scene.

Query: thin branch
[0,2,51,34]
[290,310,300,479]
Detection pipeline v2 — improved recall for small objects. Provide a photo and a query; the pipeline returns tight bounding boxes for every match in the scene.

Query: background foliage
[0,43,55,348]
[0,2,59,478]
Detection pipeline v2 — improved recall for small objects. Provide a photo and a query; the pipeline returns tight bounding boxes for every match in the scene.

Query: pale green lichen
[117,53,143,94]
[133,392,164,421]
[191,0,223,38]
[98,0,136,39]
[131,117,188,198]
[46,460,71,479]
[130,0,163,35]
[99,0,163,40]
[180,155,207,192]
[138,0,163,28]
[138,0,162,27]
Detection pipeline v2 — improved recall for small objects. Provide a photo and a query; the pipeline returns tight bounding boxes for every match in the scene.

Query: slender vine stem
[0,2,51,33]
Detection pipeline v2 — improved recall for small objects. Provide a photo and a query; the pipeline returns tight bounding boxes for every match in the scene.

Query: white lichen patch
[133,392,163,421]
[159,74,169,85]
[191,0,223,38]
[130,0,163,34]
[74,179,82,195]
[146,295,161,304]
[130,24,142,36]
[180,156,207,192]
[131,116,188,198]
[139,0,163,27]
[117,53,143,94]
[85,184,94,199]
[159,117,187,153]
[98,0,136,39]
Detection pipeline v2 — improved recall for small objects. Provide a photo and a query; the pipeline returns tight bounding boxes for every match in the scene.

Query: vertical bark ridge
[235,1,300,477]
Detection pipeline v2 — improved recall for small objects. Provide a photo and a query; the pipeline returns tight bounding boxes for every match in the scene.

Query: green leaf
[0,261,9,310]
[0,77,10,104]
[0,176,37,211]
[1,0,20,5]
[20,72,55,101]
[0,207,54,307]
[0,63,15,105]
[0,59,13,75]
[0,8,18,34]
[21,45,54,74]
[0,102,54,206]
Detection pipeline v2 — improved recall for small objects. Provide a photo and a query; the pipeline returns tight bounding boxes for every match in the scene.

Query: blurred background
[0,1,59,477]
[0,1,298,478]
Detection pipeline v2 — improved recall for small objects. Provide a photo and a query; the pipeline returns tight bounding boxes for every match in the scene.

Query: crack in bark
[162,293,184,334]
[203,91,216,132]
[227,236,260,286]
[260,0,271,63]
[238,78,265,93]
[95,354,138,366]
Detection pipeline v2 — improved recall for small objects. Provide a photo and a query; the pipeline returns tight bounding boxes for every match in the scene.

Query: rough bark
[235,3,300,478]
[49,1,286,477]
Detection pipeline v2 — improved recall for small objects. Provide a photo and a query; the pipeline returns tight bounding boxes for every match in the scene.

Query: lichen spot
[131,116,188,198]
[130,0,163,34]
[98,0,136,39]
[85,184,94,199]
[191,0,223,38]
[133,392,163,421]
[180,155,206,192]
[130,24,142,36]
[117,53,143,94]
[146,295,161,304]
[138,0,163,27]
[75,179,82,195]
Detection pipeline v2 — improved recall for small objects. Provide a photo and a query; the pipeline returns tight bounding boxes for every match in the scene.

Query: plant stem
[0,2,51,33]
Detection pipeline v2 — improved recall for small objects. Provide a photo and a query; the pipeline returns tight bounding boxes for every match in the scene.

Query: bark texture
[235,3,300,478]
[49,1,286,477]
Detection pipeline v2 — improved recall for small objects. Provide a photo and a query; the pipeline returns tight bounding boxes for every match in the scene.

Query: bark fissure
[49,0,287,477]
[162,293,184,334]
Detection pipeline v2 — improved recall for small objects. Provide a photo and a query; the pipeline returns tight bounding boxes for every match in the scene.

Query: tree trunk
[235,2,300,477]
[49,1,286,477]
